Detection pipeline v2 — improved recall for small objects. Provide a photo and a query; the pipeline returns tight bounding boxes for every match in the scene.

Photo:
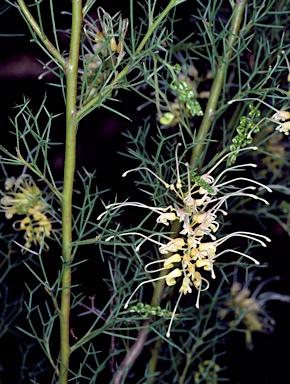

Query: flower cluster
[126,302,172,318]
[98,146,271,337]
[0,175,54,251]
[81,8,128,102]
[228,103,261,166]
[159,63,206,126]
[194,360,220,383]
[219,281,265,349]
[218,277,290,350]
[228,97,290,135]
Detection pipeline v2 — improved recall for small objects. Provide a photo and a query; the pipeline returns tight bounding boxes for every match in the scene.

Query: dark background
[0,1,290,383]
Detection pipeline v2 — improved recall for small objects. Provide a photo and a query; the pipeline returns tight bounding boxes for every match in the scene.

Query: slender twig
[76,0,180,121]
[16,149,62,199]
[111,321,150,384]
[16,0,66,70]
[59,0,82,382]
[190,0,248,166]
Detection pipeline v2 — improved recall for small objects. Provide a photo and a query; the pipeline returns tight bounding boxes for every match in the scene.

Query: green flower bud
[160,112,175,125]
[186,89,195,99]
[170,82,178,91]
[178,81,187,90]
[174,63,181,73]
[179,92,187,101]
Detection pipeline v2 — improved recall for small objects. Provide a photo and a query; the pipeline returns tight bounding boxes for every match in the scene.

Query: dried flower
[219,280,288,350]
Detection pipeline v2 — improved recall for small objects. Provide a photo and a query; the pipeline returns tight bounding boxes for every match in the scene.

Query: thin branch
[111,321,150,384]
[16,0,66,70]
[190,0,248,166]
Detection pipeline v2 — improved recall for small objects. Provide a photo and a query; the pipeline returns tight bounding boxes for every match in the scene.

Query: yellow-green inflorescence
[98,145,272,337]
[219,282,268,350]
[159,63,205,126]
[228,103,261,166]
[194,360,220,384]
[0,174,54,251]
[126,302,173,318]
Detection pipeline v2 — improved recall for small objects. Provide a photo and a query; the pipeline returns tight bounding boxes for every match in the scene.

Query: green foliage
[1,0,290,383]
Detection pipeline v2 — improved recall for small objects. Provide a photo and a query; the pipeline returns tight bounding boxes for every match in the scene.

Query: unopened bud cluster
[160,64,204,126]
[228,103,261,166]
[127,302,172,318]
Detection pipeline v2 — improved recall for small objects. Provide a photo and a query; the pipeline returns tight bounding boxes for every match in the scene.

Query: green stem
[190,0,248,167]
[146,220,182,384]
[59,0,82,382]
[16,0,66,70]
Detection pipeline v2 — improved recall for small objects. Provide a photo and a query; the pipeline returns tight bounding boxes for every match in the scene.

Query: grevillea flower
[98,146,272,337]
[0,174,56,251]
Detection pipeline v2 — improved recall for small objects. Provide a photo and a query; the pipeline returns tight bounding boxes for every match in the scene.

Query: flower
[99,145,272,337]
[165,268,182,286]
[272,110,290,121]
[159,237,185,254]
[0,174,55,251]
[219,277,290,350]
[194,360,220,383]
[163,254,182,268]
[276,121,290,135]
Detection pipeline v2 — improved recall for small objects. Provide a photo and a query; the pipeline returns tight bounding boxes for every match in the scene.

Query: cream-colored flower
[198,242,216,258]
[165,268,182,286]
[196,258,213,270]
[179,276,192,294]
[159,238,185,254]
[276,121,290,135]
[156,212,177,226]
[272,110,290,121]
[163,254,182,269]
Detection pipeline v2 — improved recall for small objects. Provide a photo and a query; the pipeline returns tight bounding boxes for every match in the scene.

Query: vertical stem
[59,0,82,382]
[146,220,182,384]
[190,0,248,166]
